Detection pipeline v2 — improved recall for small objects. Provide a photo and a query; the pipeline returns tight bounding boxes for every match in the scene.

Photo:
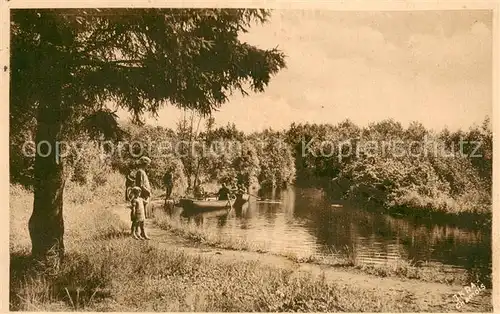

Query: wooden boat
[178,197,234,213]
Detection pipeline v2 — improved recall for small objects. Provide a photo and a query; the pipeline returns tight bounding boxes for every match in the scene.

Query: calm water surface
[172,187,491,283]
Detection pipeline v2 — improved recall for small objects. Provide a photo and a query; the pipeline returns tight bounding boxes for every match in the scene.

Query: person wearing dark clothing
[125,171,136,202]
[237,183,247,195]
[217,183,230,201]
[163,171,174,200]
[194,184,205,199]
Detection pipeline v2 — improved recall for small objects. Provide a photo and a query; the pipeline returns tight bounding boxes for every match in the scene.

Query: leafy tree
[232,140,261,187]
[253,131,295,188]
[174,109,204,189]
[405,121,428,141]
[285,123,319,182]
[190,120,244,185]
[464,117,492,186]
[363,119,404,140]
[111,123,186,190]
[11,8,286,267]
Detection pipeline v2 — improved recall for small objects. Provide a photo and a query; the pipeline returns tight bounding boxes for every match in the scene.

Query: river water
[171,187,491,284]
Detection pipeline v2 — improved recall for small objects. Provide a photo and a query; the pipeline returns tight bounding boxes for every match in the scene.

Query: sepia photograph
[7,3,497,312]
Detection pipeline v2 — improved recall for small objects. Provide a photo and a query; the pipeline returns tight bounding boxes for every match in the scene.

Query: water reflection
[174,187,491,285]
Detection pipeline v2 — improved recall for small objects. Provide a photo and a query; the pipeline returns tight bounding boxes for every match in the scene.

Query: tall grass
[10,172,129,310]
[11,238,423,311]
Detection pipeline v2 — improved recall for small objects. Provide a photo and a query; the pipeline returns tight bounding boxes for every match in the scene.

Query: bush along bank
[287,118,492,222]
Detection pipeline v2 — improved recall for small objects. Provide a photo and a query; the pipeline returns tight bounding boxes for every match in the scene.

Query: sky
[119,10,493,133]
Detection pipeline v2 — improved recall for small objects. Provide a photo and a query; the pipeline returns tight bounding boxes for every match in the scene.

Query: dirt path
[113,202,493,312]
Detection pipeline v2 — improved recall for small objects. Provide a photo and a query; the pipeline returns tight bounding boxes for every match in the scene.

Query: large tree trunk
[28,97,66,269]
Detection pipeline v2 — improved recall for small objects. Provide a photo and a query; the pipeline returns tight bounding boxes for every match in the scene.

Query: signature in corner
[452,281,486,310]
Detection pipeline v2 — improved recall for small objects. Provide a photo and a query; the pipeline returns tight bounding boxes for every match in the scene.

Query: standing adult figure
[163,168,174,200]
[125,168,136,202]
[216,183,230,201]
[135,156,152,218]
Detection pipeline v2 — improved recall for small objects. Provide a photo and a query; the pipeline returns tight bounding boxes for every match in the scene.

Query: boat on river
[178,191,250,213]
[178,197,235,213]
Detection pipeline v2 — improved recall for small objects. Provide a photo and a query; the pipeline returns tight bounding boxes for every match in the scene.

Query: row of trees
[286,118,492,214]
[12,114,492,215]
[108,117,296,195]
[18,113,491,216]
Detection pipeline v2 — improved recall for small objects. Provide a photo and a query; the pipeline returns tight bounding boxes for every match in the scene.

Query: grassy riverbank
[15,236,411,312]
[10,177,433,312]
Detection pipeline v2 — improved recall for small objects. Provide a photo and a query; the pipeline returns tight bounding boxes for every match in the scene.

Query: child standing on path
[130,186,150,240]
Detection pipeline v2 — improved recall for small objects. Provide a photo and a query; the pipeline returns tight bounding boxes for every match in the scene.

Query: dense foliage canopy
[11,9,285,131]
